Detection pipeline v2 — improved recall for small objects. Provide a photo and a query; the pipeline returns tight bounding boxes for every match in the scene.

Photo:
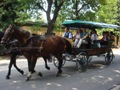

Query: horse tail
[63,38,73,54]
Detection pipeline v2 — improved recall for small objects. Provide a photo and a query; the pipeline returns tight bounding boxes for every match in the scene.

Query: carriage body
[54,20,119,71]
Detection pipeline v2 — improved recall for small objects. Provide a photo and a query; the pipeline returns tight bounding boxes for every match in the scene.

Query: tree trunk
[45,22,54,35]
[45,0,64,35]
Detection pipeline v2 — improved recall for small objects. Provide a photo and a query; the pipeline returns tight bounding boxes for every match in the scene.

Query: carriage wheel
[87,56,92,63]
[76,52,88,72]
[105,49,114,65]
[53,56,66,67]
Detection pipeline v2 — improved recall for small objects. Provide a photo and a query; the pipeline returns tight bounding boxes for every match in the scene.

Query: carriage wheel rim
[76,52,88,72]
[105,49,114,64]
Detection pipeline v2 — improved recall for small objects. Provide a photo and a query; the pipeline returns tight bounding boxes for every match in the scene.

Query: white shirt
[91,33,98,44]
[63,32,73,39]
[75,34,81,39]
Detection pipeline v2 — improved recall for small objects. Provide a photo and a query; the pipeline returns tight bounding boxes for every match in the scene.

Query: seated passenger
[90,29,100,48]
[62,27,73,47]
[100,31,109,46]
[76,28,89,48]
[73,28,82,47]
[62,27,73,39]
[109,31,115,41]
[109,31,115,46]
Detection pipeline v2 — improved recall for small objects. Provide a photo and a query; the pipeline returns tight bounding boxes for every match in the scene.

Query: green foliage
[59,0,107,20]
[117,0,120,25]
[0,0,43,31]
[94,0,118,35]
[95,0,118,23]
[0,0,119,35]
[0,0,18,30]
[55,0,108,31]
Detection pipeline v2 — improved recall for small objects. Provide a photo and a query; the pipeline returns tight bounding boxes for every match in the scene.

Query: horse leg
[43,57,50,70]
[6,54,24,79]
[56,55,63,76]
[13,55,24,75]
[26,57,42,81]
[6,56,13,79]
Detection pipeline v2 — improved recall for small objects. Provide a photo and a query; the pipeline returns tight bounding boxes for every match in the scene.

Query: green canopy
[62,20,119,29]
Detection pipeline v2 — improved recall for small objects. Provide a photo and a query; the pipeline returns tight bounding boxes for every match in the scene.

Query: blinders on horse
[1,24,14,44]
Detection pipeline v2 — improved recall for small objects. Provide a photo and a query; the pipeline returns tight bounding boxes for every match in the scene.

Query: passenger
[106,31,110,40]
[76,28,89,48]
[100,31,109,46]
[90,29,100,48]
[90,29,98,43]
[73,28,82,47]
[109,31,115,41]
[62,27,73,39]
[109,31,115,46]
[101,31,109,41]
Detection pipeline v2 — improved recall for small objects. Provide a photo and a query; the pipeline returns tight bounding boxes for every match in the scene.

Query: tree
[35,0,64,35]
[117,0,120,25]
[95,0,118,24]
[57,0,107,20]
[0,0,118,35]
[0,0,43,30]
[0,0,18,29]
[55,0,107,31]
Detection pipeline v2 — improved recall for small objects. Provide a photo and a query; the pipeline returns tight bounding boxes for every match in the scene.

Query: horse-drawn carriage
[53,20,119,72]
[0,21,119,81]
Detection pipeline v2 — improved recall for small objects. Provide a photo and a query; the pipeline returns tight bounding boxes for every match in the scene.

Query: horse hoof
[6,76,10,79]
[46,66,50,70]
[56,73,62,77]
[26,76,31,81]
[26,77,30,81]
[20,70,24,75]
[38,72,43,77]
[31,70,36,74]
[56,70,62,77]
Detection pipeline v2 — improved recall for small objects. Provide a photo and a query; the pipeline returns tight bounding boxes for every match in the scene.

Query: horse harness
[25,35,46,53]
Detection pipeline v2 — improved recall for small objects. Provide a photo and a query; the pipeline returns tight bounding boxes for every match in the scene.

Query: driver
[62,27,73,39]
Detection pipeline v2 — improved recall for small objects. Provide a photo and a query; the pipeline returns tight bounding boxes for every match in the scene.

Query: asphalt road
[0,48,120,90]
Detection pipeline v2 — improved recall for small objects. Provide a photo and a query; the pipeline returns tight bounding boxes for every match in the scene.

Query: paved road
[0,48,120,90]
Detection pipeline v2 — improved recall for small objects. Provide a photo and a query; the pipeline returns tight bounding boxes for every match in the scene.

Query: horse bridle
[1,25,33,53]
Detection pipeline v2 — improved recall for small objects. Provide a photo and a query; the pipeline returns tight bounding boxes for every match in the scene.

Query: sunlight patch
[72,88,78,90]
[114,70,120,74]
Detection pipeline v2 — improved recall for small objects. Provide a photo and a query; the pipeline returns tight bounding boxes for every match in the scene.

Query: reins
[17,35,46,54]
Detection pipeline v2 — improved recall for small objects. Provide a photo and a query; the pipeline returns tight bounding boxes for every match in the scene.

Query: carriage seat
[65,38,73,47]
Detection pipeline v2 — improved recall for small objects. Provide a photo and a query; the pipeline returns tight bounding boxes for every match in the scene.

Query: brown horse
[1,24,52,79]
[0,31,24,79]
[1,24,72,81]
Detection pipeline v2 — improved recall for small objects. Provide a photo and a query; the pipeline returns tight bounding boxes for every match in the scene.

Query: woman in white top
[76,28,89,48]
[90,29,98,44]
[73,28,82,47]
[90,29,100,48]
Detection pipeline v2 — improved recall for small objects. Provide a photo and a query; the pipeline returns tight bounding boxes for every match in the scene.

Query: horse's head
[1,24,15,44]
[1,24,31,45]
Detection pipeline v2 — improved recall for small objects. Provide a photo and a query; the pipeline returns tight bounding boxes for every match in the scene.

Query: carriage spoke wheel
[105,49,114,65]
[76,52,88,72]
[53,56,66,67]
